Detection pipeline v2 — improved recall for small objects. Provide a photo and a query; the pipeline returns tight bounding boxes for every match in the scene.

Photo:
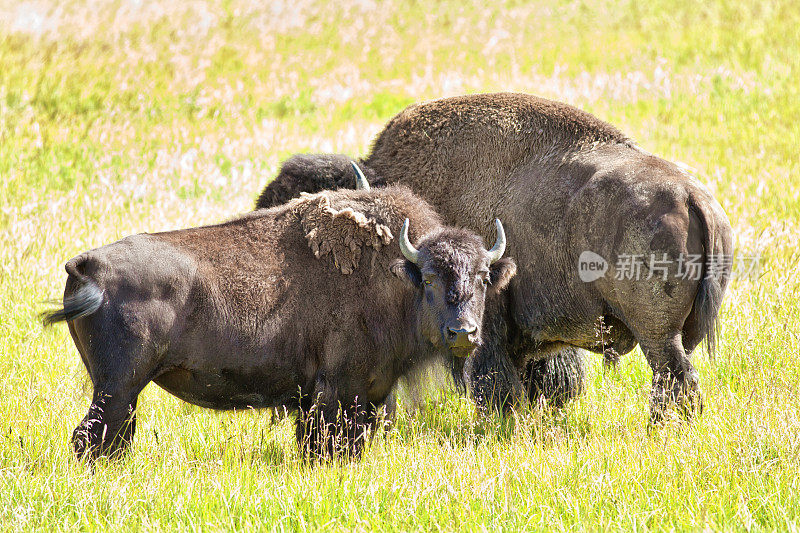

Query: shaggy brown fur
[254,93,734,421]
[291,194,393,274]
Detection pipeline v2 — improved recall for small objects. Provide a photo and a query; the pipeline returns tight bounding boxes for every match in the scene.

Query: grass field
[1,0,799,530]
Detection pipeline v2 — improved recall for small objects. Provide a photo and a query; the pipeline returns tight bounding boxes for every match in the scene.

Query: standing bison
[44,180,516,460]
[255,93,734,420]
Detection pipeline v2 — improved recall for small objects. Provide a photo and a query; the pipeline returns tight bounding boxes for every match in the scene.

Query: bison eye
[424,279,433,286]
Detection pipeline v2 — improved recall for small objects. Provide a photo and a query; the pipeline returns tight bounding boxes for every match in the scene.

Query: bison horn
[399,218,420,264]
[351,162,370,191]
[487,219,506,264]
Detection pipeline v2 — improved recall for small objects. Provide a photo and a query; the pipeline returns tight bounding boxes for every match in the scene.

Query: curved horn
[487,218,506,263]
[399,218,420,264]
[351,161,370,191]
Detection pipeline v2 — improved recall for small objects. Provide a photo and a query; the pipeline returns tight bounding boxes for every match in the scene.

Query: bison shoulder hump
[290,193,393,274]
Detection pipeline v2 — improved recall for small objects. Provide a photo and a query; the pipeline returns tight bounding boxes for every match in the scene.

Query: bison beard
[254,93,734,422]
[43,185,516,461]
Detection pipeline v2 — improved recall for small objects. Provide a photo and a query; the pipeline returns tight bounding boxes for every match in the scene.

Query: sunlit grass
[1,0,799,530]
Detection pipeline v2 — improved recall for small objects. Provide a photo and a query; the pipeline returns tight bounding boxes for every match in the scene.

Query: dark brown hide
[44,186,515,460]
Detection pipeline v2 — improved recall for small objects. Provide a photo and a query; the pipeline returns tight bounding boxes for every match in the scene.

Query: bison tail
[42,256,104,326]
[684,192,734,359]
[690,262,724,357]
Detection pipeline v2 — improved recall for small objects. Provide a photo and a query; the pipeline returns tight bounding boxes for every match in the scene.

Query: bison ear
[390,259,422,287]
[488,257,516,294]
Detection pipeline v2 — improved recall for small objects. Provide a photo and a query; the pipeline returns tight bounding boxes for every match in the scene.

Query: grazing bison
[255,93,734,420]
[44,179,516,460]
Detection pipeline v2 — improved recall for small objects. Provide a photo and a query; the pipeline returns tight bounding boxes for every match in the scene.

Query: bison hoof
[649,370,703,423]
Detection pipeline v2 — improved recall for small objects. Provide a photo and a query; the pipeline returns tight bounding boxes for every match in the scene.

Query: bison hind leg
[645,332,703,424]
[73,389,138,462]
[68,307,155,463]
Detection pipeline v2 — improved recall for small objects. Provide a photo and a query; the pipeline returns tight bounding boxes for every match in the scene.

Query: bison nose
[446,323,478,349]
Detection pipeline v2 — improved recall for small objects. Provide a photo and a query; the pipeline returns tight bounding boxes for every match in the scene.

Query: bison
[44,175,516,460]
[255,93,734,421]
[261,158,588,411]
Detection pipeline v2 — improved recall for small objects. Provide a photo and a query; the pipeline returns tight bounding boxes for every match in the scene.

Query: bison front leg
[296,377,373,460]
[464,307,526,416]
[523,347,587,409]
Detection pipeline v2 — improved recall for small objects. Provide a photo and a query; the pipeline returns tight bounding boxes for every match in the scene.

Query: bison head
[391,219,516,357]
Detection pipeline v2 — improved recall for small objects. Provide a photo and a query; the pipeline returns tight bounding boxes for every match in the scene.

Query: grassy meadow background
[1,0,799,530]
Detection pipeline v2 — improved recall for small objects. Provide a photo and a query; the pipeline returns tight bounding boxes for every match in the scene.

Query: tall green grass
[1,0,798,530]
